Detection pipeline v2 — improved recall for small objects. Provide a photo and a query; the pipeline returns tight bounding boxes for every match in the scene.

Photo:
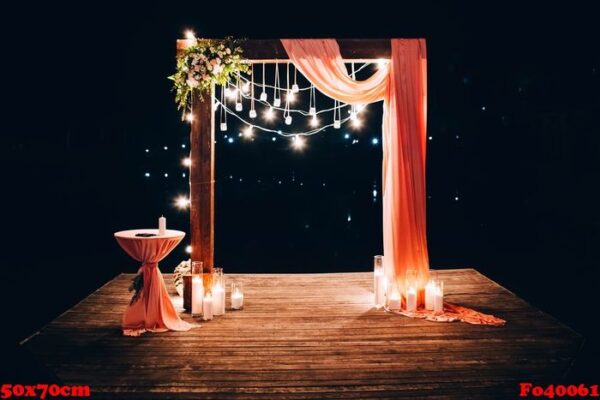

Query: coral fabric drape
[282,39,429,290]
[115,231,193,336]
[282,39,504,325]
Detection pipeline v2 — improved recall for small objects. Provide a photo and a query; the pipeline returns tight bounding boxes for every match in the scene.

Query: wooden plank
[21,270,582,400]
[176,39,394,61]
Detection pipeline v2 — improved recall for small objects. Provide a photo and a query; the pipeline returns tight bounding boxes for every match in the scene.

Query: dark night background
[1,0,599,381]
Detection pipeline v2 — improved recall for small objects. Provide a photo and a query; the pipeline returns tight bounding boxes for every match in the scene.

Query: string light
[220,86,227,131]
[185,245,192,254]
[309,85,316,116]
[174,195,190,209]
[310,115,319,127]
[182,157,192,167]
[186,113,194,123]
[291,135,306,150]
[235,72,243,111]
[333,100,341,129]
[292,63,299,93]
[249,64,257,118]
[242,125,254,139]
[264,106,275,120]
[185,30,196,40]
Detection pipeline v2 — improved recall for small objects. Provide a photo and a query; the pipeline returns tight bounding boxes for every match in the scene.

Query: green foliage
[169,37,249,119]
[128,273,144,305]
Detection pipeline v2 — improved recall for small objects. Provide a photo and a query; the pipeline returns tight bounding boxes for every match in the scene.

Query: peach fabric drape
[115,233,193,336]
[282,39,429,290]
[282,39,504,326]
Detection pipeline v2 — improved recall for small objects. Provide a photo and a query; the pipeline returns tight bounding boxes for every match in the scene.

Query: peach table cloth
[282,39,504,325]
[114,229,192,336]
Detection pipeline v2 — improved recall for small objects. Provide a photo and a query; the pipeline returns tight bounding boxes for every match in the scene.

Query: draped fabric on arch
[282,39,504,325]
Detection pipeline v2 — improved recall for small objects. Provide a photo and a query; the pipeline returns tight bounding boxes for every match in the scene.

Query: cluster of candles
[187,262,244,321]
[373,255,444,313]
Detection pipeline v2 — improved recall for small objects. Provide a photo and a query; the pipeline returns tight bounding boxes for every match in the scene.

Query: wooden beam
[189,91,214,274]
[177,38,393,61]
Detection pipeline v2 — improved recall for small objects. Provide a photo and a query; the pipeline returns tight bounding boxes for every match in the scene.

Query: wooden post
[189,91,215,274]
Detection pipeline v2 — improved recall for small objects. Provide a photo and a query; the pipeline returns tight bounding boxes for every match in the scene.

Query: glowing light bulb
[352,118,362,128]
[185,30,196,40]
[182,157,192,167]
[227,137,234,143]
[220,122,227,131]
[292,83,299,93]
[144,172,150,177]
[226,88,238,99]
[242,126,253,139]
[186,113,194,123]
[350,111,357,121]
[286,90,295,103]
[356,104,366,112]
[259,91,267,101]
[185,245,192,254]
[292,135,306,150]
[265,107,274,120]
[333,120,341,129]
[371,138,379,145]
[249,109,257,119]
[242,81,250,93]
[310,115,319,127]
[235,102,243,112]
[273,98,281,107]
[174,195,190,210]
[309,107,316,116]
[285,115,292,125]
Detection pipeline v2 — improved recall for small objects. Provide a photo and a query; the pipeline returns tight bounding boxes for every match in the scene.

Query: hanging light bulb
[235,102,243,111]
[352,118,362,128]
[264,106,275,120]
[260,62,268,101]
[292,64,299,93]
[350,111,358,121]
[309,107,316,116]
[286,90,295,103]
[242,81,250,93]
[186,113,194,123]
[249,109,257,119]
[274,97,281,107]
[333,99,341,129]
[220,122,227,131]
[285,115,292,125]
[242,125,253,139]
[334,120,341,129]
[184,30,196,40]
[356,104,366,112]
[248,64,256,118]
[273,62,281,107]
[292,135,306,150]
[182,157,192,167]
[185,245,192,254]
[310,115,319,127]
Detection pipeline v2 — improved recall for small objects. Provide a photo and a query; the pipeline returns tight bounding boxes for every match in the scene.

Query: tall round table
[114,229,192,336]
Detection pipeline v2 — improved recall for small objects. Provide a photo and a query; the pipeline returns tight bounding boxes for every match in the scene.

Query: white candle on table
[158,215,166,235]
[231,289,244,310]
[425,280,435,311]
[213,284,226,316]
[191,276,203,316]
[387,290,401,310]
[406,286,417,312]
[434,282,444,313]
[202,294,213,320]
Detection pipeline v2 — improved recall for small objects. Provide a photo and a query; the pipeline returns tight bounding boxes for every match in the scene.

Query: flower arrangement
[169,37,248,116]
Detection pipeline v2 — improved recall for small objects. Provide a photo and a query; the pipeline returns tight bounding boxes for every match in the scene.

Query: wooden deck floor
[22,269,582,399]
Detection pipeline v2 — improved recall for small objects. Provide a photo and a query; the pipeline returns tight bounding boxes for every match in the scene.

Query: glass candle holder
[212,268,226,316]
[373,255,385,308]
[433,280,444,313]
[190,261,204,316]
[405,268,418,312]
[385,278,401,311]
[231,281,244,310]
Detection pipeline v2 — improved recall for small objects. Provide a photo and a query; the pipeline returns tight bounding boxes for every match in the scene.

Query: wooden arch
[176,38,392,273]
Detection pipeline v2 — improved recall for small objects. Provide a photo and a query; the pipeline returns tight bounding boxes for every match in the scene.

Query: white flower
[212,64,223,74]
[225,48,231,54]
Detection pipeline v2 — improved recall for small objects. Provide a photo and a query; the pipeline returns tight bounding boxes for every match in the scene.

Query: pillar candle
[374,269,385,308]
[213,284,226,316]
[406,286,417,312]
[425,280,435,311]
[387,290,401,310]
[434,284,444,313]
[231,290,244,310]
[158,215,166,235]
[202,294,213,320]
[191,276,203,316]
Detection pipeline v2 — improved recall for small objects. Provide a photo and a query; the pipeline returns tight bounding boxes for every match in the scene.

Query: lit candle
[231,289,244,310]
[387,289,401,311]
[213,283,226,316]
[425,280,436,311]
[406,286,417,312]
[373,256,385,308]
[434,281,444,313]
[158,215,166,235]
[202,294,213,320]
[191,276,203,316]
